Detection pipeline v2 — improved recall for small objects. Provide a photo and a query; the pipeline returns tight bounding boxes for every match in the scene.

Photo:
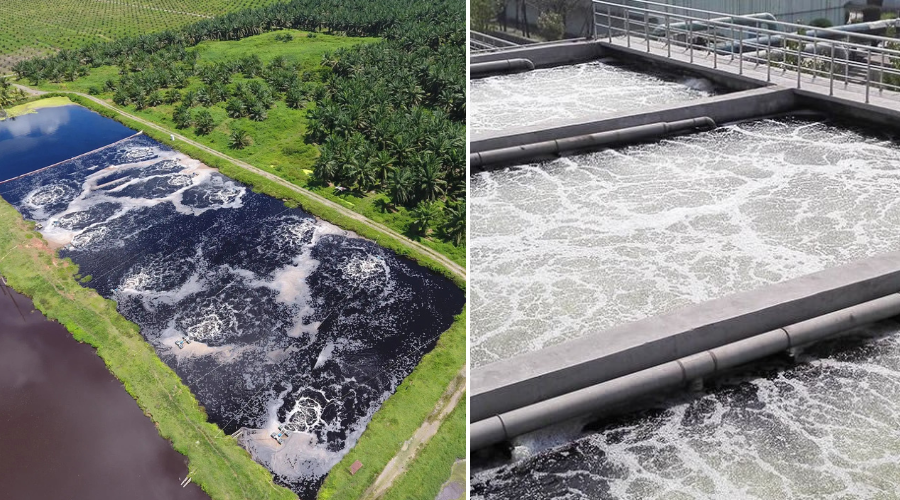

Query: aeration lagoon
[0,105,464,497]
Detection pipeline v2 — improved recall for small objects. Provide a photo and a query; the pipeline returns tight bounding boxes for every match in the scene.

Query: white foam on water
[470,120,900,368]
[33,146,246,249]
[469,61,711,134]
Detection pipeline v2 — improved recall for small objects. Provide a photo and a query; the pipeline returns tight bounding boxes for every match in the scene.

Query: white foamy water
[470,119,900,368]
[472,321,900,499]
[469,61,711,135]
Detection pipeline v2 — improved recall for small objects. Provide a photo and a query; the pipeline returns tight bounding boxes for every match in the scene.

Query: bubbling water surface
[1,135,464,498]
[469,61,712,135]
[471,119,900,367]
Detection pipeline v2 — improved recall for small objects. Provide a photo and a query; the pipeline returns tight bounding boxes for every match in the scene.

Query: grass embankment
[0,200,295,499]
[0,95,71,120]
[22,30,465,267]
[319,317,466,500]
[383,401,466,500]
[34,94,468,498]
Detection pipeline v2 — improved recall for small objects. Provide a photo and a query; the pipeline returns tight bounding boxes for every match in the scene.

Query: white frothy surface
[469,61,711,135]
[470,120,900,368]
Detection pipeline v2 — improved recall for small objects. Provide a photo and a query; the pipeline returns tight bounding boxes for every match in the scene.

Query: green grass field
[383,401,466,500]
[24,30,466,266]
[0,0,283,73]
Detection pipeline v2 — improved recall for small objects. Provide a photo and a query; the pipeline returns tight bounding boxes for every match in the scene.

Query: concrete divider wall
[471,87,796,153]
[471,251,900,423]
[471,292,900,450]
[470,38,602,69]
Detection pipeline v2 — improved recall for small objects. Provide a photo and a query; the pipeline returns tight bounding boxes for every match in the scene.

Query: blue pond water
[0,105,133,181]
[0,107,464,497]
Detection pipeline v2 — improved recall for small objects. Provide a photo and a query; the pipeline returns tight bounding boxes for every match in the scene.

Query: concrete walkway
[361,370,466,500]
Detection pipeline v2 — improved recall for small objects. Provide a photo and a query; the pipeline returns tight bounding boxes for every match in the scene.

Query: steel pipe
[470,58,535,78]
[471,293,900,451]
[470,117,716,170]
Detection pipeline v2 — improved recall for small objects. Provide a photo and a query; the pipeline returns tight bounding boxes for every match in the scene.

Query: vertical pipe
[713,20,717,69]
[627,7,631,47]
[666,14,671,58]
[830,43,835,96]
[845,39,850,87]
[767,32,771,82]
[645,10,650,52]
[867,47,872,103]
[688,18,693,63]
[730,23,735,61]
[797,38,802,88]
[738,26,743,75]
[607,4,612,42]
[880,51,885,93]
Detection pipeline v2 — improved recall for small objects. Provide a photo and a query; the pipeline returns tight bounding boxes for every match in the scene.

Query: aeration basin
[469,60,715,135]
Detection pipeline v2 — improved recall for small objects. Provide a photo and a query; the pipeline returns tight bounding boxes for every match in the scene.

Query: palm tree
[443,201,465,246]
[387,167,416,207]
[194,108,215,135]
[411,201,441,236]
[229,126,251,149]
[173,104,192,129]
[416,152,447,201]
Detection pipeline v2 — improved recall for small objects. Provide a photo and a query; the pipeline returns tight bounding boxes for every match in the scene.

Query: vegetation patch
[0,0,285,73]
[14,0,466,265]
[0,200,297,500]
[383,402,466,500]
[0,95,71,120]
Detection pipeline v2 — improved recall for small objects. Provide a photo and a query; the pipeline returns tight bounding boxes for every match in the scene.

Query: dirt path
[10,85,466,281]
[361,369,466,500]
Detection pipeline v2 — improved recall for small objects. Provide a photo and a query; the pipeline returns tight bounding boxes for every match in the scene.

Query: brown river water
[0,282,210,500]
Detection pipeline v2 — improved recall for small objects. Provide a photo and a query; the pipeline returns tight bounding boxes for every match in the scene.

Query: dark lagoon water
[0,105,133,181]
[0,107,465,498]
[0,281,210,500]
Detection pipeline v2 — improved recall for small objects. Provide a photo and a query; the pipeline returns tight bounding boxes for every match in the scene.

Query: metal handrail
[611,0,900,47]
[594,0,900,58]
[591,0,900,102]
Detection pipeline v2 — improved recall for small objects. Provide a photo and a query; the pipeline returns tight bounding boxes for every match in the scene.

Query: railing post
[712,21,717,69]
[645,10,650,52]
[880,52,885,93]
[688,18,693,63]
[626,9,631,47]
[730,24,735,61]
[797,39,802,88]
[739,27,743,75]
[607,4,612,42]
[767,32,771,82]
[666,14,671,58]
[830,43,835,96]
[844,39,850,87]
[867,47,872,103]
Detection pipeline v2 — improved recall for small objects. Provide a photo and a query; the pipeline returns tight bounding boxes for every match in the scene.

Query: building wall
[499,0,855,39]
